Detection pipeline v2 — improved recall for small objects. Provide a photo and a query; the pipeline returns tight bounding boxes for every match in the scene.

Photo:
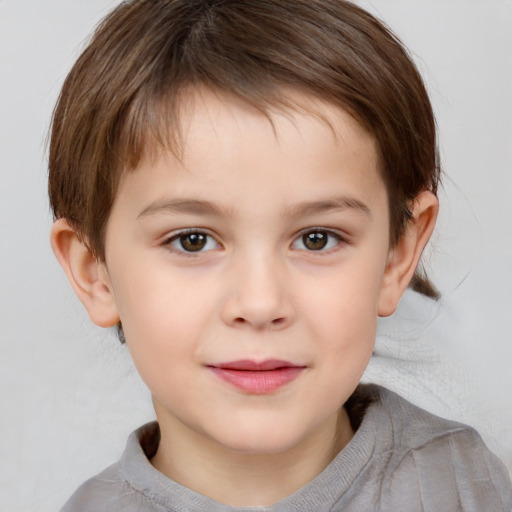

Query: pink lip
[208,359,306,394]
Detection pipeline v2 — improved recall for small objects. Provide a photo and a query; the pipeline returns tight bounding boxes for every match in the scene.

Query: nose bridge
[221,246,294,330]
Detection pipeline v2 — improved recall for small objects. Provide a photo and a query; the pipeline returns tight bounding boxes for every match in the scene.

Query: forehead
[177,88,374,156]
[132,87,379,170]
[114,88,386,219]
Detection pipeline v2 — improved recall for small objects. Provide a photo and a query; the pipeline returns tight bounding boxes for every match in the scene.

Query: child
[48,0,512,510]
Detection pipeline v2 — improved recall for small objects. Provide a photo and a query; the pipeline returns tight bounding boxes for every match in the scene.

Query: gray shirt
[61,385,512,511]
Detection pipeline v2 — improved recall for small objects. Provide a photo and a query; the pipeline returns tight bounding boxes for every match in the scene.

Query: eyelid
[291,227,346,252]
[163,228,222,254]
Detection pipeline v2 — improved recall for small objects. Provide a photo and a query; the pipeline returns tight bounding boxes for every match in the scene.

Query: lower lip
[209,367,304,394]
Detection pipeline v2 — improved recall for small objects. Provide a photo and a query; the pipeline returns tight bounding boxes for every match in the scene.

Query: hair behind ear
[410,272,440,300]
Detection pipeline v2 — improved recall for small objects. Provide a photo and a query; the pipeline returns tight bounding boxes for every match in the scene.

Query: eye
[167,231,220,253]
[292,229,342,252]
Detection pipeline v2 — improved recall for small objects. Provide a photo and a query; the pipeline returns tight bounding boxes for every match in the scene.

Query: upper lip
[209,359,305,371]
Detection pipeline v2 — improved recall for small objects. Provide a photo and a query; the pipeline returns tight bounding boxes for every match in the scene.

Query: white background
[1,1,511,510]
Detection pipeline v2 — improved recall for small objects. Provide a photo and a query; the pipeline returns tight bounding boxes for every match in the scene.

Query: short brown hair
[48,0,441,297]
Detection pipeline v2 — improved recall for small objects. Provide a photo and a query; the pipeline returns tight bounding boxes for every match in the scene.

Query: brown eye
[292,229,342,252]
[302,231,328,250]
[180,233,207,251]
[168,231,219,253]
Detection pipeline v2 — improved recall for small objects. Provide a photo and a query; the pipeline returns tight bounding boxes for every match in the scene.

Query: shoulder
[61,463,124,512]
[361,384,512,511]
[60,462,162,512]
[60,423,165,512]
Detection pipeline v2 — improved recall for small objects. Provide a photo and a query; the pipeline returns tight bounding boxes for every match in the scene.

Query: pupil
[181,233,206,252]
[303,232,328,250]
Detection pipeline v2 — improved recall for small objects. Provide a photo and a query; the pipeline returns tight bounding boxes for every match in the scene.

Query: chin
[210,421,311,456]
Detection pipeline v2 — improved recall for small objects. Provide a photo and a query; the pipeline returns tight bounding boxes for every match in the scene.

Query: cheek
[301,255,385,376]
[315,303,376,409]
[303,253,386,327]
[110,269,205,367]
[319,301,376,378]
[114,258,214,329]
[116,264,226,362]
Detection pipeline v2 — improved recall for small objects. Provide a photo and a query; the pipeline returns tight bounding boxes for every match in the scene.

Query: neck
[151,407,354,507]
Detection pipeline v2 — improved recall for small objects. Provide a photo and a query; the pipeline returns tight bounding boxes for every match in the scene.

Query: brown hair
[48,0,441,297]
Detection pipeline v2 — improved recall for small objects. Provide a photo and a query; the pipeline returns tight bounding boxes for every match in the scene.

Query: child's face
[101,90,393,454]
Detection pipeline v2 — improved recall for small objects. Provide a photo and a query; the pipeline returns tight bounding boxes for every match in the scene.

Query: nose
[220,253,295,331]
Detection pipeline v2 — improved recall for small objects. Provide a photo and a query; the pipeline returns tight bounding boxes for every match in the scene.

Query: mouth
[207,359,306,394]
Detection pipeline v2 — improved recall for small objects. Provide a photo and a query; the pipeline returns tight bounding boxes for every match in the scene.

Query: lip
[207,359,306,394]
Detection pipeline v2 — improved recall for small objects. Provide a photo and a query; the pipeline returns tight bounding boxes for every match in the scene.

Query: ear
[378,191,439,317]
[50,219,120,327]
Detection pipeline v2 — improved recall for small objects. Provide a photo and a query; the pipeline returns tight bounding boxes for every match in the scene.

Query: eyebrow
[137,195,370,220]
[284,196,371,218]
[137,199,233,219]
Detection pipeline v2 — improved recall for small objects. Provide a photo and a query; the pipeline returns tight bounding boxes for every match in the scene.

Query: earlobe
[378,191,439,317]
[50,219,120,327]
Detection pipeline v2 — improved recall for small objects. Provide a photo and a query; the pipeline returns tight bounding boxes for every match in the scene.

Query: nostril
[232,316,287,328]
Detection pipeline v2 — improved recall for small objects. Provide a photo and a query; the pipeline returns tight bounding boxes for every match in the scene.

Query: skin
[51,90,438,507]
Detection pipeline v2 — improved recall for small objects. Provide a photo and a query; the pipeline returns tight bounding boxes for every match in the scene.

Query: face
[101,90,392,456]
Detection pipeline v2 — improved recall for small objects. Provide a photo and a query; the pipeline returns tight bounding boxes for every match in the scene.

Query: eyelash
[163,228,346,255]
[164,229,221,255]
[291,228,344,253]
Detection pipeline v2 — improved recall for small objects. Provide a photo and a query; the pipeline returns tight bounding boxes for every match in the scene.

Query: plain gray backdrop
[1,1,511,510]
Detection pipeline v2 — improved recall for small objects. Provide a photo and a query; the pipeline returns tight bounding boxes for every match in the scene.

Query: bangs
[49,0,439,265]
